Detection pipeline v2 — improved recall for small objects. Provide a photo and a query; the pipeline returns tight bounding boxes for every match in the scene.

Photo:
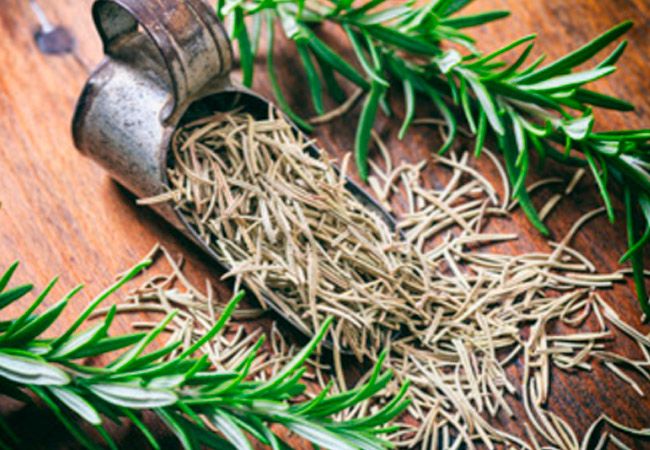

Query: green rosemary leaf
[467,34,536,68]
[440,10,509,29]
[261,425,285,450]
[511,113,527,159]
[89,383,178,409]
[355,5,412,25]
[177,402,204,429]
[437,49,462,75]
[398,78,415,140]
[0,262,19,293]
[221,0,245,17]
[437,0,473,16]
[620,194,650,263]
[156,408,197,450]
[562,115,594,141]
[303,28,370,90]
[50,386,102,425]
[121,408,161,450]
[474,110,487,157]
[229,414,271,445]
[0,284,32,311]
[593,130,650,141]
[252,317,332,396]
[144,376,187,392]
[306,373,391,418]
[95,425,119,450]
[284,418,357,450]
[598,39,628,68]
[184,371,238,386]
[292,380,334,415]
[342,380,411,429]
[32,386,101,450]
[49,306,115,359]
[52,262,149,349]
[365,24,440,55]
[314,54,346,103]
[0,298,68,346]
[513,147,529,194]
[176,414,237,449]
[0,351,69,385]
[516,20,632,84]
[428,87,457,154]
[518,53,547,77]
[624,187,650,316]
[2,277,57,338]
[296,42,325,114]
[205,339,264,396]
[124,339,183,371]
[109,311,177,371]
[277,5,303,40]
[250,13,263,56]
[345,25,388,86]
[459,76,476,133]
[398,2,435,30]
[267,367,307,399]
[343,0,386,18]
[573,89,634,112]
[211,409,254,450]
[266,16,314,132]
[70,333,146,358]
[177,291,243,360]
[234,7,254,88]
[518,66,616,92]
[464,73,504,135]
[332,428,389,450]
[500,124,549,235]
[485,42,535,80]
[356,82,383,181]
[585,148,615,223]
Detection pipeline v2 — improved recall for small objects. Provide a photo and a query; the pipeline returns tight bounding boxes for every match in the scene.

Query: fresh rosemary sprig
[217,0,650,313]
[0,261,409,449]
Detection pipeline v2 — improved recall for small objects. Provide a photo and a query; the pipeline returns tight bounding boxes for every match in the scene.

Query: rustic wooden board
[1,0,649,448]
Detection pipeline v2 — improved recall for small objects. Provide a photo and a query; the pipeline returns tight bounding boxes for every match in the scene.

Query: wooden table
[1,0,649,448]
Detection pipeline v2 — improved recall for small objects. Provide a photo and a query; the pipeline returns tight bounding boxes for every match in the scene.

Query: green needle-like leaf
[398,78,415,140]
[50,386,102,425]
[516,20,633,84]
[355,82,383,181]
[296,41,325,114]
[0,351,69,385]
[234,7,254,87]
[266,14,315,132]
[624,188,650,316]
[212,410,254,450]
[441,10,510,29]
[585,148,615,223]
[52,261,149,349]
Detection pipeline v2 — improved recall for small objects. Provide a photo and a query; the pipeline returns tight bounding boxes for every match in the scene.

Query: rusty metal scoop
[72,0,397,349]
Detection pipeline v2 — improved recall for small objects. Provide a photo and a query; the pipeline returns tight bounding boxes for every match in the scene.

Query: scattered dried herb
[142,108,650,448]
[216,0,650,312]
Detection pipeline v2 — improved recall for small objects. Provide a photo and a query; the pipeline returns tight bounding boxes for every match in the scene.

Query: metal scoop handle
[92,0,233,121]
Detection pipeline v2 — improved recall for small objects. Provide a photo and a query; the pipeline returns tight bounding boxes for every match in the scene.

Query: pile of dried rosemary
[146,108,429,361]
[139,109,650,448]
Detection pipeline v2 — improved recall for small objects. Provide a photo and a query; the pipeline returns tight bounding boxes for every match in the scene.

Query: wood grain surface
[1,0,649,448]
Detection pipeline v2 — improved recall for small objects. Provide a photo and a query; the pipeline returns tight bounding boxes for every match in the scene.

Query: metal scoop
[72,0,397,350]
